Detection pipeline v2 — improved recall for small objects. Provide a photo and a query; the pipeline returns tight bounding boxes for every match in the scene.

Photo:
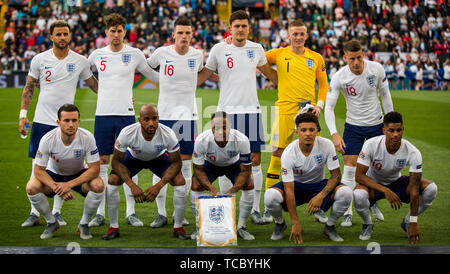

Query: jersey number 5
[100,60,106,71]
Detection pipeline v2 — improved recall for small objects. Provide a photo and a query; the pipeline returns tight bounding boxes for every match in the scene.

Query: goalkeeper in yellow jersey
[257,20,330,224]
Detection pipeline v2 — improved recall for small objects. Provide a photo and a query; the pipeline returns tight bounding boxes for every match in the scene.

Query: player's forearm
[20,77,38,110]
[409,173,421,217]
[197,67,214,86]
[320,170,341,197]
[34,167,57,190]
[85,76,98,94]
[284,183,300,225]
[355,171,387,194]
[111,159,133,186]
[193,165,214,190]
[159,161,182,186]
[228,170,251,194]
[67,164,100,188]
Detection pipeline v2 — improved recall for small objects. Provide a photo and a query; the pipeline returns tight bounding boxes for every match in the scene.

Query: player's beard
[54,40,69,50]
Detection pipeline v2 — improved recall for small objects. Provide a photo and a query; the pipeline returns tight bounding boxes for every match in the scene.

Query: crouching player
[26,104,104,240]
[264,112,353,243]
[354,111,437,244]
[102,104,190,240]
[189,111,256,241]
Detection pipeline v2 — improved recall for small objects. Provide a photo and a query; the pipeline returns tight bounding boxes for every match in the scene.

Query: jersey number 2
[45,70,51,82]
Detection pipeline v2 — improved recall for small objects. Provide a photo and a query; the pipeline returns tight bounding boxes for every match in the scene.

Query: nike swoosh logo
[100,57,108,60]
[44,66,52,69]
[165,60,173,63]
[225,54,232,57]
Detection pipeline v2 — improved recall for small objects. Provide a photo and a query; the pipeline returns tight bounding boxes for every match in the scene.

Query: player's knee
[173,173,186,186]
[353,188,369,207]
[108,173,122,186]
[90,177,104,193]
[264,188,283,208]
[335,185,353,205]
[26,179,40,195]
[422,182,437,203]
[190,176,204,191]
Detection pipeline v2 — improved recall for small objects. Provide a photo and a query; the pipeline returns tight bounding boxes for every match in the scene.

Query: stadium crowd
[1,0,450,90]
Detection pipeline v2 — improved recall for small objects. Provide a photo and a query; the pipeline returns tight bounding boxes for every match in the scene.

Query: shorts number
[227,57,234,69]
[345,87,357,96]
[100,60,106,71]
[164,64,174,76]
[45,70,51,82]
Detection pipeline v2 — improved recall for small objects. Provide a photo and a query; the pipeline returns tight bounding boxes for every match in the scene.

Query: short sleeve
[256,44,268,67]
[265,48,279,65]
[87,51,97,72]
[34,135,50,167]
[114,130,129,152]
[192,137,206,166]
[79,57,93,80]
[165,128,180,153]
[281,151,295,183]
[357,141,372,167]
[147,48,161,69]
[28,55,40,79]
[238,136,251,165]
[205,44,219,71]
[85,132,100,164]
[325,140,340,171]
[408,147,423,173]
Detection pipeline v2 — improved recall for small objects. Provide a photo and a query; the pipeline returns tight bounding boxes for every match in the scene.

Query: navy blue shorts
[229,113,265,152]
[45,169,87,198]
[271,179,343,212]
[94,115,135,155]
[199,161,243,184]
[28,122,58,158]
[371,176,413,206]
[160,120,197,155]
[113,150,172,178]
[342,122,383,155]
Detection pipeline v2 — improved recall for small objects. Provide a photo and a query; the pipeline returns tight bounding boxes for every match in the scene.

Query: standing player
[264,113,352,243]
[263,19,329,224]
[197,10,278,225]
[324,40,394,227]
[87,13,159,228]
[189,111,256,240]
[354,112,437,244]
[26,104,104,240]
[146,17,203,228]
[19,20,98,228]
[102,104,189,240]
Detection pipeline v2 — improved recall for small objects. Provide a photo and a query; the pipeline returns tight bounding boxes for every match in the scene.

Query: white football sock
[52,195,64,215]
[264,188,285,224]
[29,159,40,217]
[80,191,103,225]
[27,193,55,223]
[190,190,203,221]
[172,185,186,228]
[342,165,356,216]
[123,174,138,217]
[327,186,353,226]
[404,182,438,222]
[96,164,109,216]
[218,176,233,194]
[106,184,120,228]
[251,165,263,213]
[238,189,254,228]
[153,174,168,217]
[354,188,373,224]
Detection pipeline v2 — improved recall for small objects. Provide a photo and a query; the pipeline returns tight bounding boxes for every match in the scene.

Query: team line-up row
[19,11,436,245]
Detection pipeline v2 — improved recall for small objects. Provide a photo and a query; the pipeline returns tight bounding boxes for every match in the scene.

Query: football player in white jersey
[264,113,352,243]
[146,17,203,228]
[354,112,437,244]
[26,104,104,240]
[197,10,278,227]
[102,104,190,240]
[87,13,159,228]
[19,20,99,228]
[190,111,256,240]
[324,40,394,227]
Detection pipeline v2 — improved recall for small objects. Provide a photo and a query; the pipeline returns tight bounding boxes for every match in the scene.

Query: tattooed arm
[84,75,98,94]
[19,76,39,135]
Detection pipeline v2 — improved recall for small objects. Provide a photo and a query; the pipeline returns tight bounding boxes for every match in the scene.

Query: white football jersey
[34,127,100,176]
[281,137,340,184]
[147,45,203,120]
[115,122,180,161]
[329,60,389,126]
[28,49,92,126]
[205,41,267,114]
[192,129,251,167]
[89,45,157,116]
[357,135,423,186]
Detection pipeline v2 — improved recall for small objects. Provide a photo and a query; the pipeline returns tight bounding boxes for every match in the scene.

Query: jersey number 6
[227,57,234,69]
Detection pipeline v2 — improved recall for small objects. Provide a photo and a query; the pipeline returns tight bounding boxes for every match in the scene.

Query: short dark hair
[58,104,80,120]
[229,10,250,25]
[174,16,192,28]
[49,20,71,35]
[105,13,126,30]
[343,39,362,53]
[211,111,230,122]
[295,112,319,128]
[383,111,403,126]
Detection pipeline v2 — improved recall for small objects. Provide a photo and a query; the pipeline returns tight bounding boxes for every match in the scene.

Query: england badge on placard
[367,75,376,87]
[247,50,255,61]
[188,59,196,70]
[306,58,314,68]
[122,54,131,65]
[209,205,224,224]
[67,63,75,73]
[73,149,83,159]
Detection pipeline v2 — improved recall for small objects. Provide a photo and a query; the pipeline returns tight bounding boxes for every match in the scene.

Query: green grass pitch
[0,87,449,248]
